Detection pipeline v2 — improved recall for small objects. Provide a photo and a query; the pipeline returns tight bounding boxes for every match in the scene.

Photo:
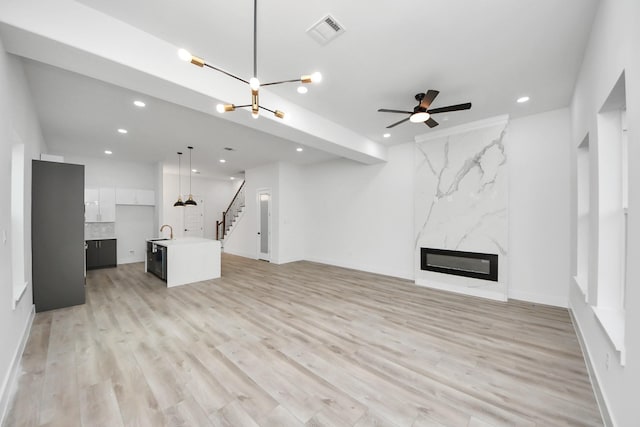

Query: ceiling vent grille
[306,14,345,45]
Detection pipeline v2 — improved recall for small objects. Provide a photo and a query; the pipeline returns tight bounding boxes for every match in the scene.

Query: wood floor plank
[3,254,602,427]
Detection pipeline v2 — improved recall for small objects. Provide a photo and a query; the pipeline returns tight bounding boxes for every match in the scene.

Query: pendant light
[184,146,197,206]
[173,151,185,207]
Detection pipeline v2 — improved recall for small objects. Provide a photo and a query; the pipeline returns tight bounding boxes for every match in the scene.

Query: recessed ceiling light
[133,100,146,107]
[192,169,198,173]
[296,147,303,152]
[383,133,391,138]
[219,159,226,163]
[297,86,308,94]
[230,177,236,180]
[117,128,128,134]
[517,96,530,103]
[104,150,112,155]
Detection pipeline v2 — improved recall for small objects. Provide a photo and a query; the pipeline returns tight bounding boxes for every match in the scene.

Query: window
[594,71,627,364]
[575,135,590,298]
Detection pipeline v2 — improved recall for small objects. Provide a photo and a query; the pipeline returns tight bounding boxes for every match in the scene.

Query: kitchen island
[146,237,221,287]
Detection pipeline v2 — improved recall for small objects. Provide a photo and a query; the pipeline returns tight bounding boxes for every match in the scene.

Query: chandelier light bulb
[310,72,322,83]
[249,77,260,91]
[216,104,225,113]
[252,111,259,119]
[177,48,192,62]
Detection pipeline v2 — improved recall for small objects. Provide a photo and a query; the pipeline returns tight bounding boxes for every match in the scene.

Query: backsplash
[85,222,115,239]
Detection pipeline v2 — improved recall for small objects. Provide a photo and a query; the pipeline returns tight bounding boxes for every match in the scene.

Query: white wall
[228,119,573,306]
[303,143,415,279]
[224,163,279,261]
[568,0,640,425]
[162,173,240,240]
[278,163,305,264]
[63,155,157,264]
[506,108,571,307]
[0,43,48,421]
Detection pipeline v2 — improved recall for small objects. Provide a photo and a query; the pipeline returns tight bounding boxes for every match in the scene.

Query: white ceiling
[23,60,337,179]
[8,0,599,173]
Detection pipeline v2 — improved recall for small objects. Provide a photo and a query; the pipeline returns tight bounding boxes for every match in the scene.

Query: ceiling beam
[0,0,387,164]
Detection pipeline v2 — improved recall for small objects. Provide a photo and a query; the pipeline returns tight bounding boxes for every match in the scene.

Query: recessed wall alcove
[592,70,628,362]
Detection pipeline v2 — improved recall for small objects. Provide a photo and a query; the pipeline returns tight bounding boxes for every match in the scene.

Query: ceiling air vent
[306,14,345,45]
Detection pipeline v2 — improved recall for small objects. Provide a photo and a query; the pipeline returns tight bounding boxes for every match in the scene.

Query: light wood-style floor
[5,254,602,427]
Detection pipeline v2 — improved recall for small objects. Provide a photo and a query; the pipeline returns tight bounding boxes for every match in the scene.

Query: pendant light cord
[178,152,182,196]
[253,0,257,78]
[188,146,193,194]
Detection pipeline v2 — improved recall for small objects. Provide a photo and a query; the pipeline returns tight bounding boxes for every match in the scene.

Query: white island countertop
[146,237,221,287]
[151,237,215,247]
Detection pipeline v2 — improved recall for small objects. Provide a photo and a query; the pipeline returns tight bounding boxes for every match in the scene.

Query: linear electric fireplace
[421,248,498,282]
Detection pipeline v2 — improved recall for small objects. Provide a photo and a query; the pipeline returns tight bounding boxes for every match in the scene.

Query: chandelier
[177,0,322,120]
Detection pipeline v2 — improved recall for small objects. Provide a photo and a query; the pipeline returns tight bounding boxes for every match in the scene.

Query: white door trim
[256,188,271,261]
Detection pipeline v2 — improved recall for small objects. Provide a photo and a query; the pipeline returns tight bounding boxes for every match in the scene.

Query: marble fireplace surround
[414,116,509,301]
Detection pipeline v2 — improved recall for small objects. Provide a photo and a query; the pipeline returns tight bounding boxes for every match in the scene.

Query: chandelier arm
[234,104,252,108]
[258,105,275,113]
[261,79,301,87]
[203,63,249,84]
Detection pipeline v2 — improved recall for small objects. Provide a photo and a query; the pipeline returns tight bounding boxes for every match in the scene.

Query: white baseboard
[304,256,414,281]
[508,289,568,307]
[222,248,256,260]
[415,278,507,301]
[0,304,35,425]
[569,307,613,427]
[272,256,304,265]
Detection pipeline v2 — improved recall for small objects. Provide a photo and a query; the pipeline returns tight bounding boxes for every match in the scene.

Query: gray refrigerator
[32,160,85,312]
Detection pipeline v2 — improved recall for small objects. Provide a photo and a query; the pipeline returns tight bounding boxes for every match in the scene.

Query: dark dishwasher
[146,242,167,281]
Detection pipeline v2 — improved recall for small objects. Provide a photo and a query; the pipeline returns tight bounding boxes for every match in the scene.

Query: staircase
[216,181,245,241]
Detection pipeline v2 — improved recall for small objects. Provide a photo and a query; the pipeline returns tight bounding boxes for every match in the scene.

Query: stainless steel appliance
[146,241,167,281]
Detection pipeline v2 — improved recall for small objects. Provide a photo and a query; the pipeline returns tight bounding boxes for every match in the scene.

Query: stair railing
[216,180,245,240]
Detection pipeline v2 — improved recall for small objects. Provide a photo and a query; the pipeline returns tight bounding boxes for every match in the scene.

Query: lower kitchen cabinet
[86,239,117,269]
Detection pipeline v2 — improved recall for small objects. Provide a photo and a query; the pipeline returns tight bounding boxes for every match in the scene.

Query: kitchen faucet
[160,224,173,239]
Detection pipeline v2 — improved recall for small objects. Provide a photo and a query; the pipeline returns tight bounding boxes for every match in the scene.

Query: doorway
[257,189,271,261]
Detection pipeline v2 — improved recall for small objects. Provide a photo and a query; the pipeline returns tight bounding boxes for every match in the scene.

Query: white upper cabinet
[115,188,155,206]
[136,190,155,205]
[115,188,136,205]
[85,187,116,222]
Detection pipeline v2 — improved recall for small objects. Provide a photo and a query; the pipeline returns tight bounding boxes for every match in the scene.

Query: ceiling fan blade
[378,108,413,114]
[419,90,440,109]
[427,102,472,114]
[387,117,411,128]
[425,117,439,128]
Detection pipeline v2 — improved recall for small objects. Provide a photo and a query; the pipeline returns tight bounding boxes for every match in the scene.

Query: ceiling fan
[378,90,472,129]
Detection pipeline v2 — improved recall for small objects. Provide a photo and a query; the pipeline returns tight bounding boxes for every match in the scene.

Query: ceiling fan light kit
[409,111,430,123]
[178,0,322,120]
[378,90,472,129]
